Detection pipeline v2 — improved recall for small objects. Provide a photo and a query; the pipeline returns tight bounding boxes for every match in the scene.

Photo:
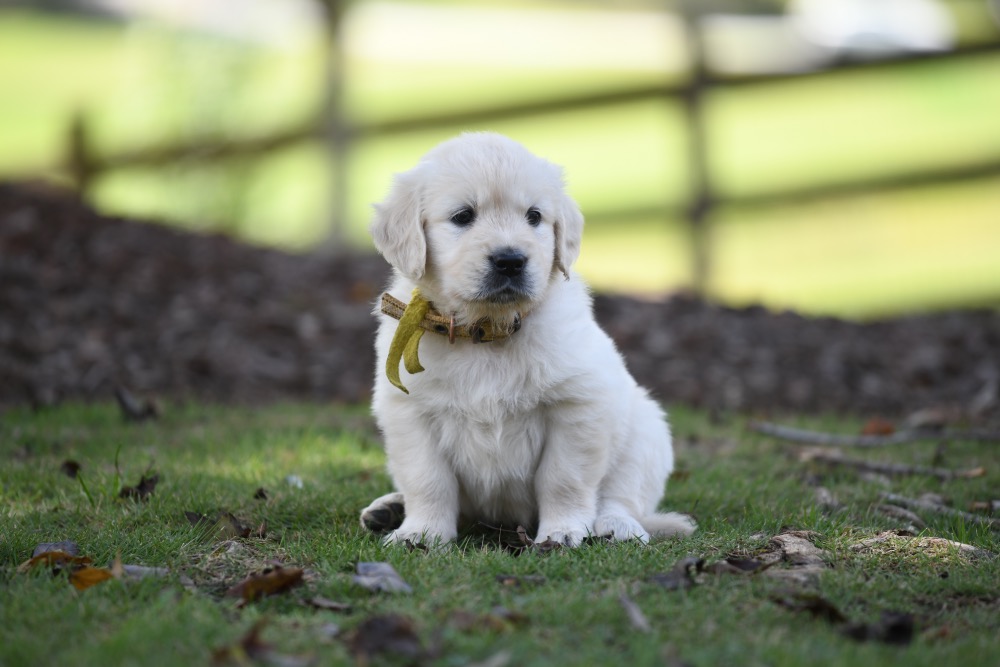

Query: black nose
[491,251,527,278]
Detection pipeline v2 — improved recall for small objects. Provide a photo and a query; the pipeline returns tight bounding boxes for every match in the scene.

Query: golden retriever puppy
[360,132,695,547]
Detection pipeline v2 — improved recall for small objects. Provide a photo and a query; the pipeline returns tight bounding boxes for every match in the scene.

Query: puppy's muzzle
[491,251,527,278]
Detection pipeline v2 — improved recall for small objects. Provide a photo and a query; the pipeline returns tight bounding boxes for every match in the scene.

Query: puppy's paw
[360,492,405,534]
[383,519,457,548]
[534,522,591,548]
[594,514,651,544]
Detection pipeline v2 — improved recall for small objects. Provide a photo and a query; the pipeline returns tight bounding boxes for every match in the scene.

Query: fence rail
[65,22,1000,292]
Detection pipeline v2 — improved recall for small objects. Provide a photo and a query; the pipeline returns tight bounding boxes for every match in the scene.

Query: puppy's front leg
[534,404,611,546]
[382,424,459,546]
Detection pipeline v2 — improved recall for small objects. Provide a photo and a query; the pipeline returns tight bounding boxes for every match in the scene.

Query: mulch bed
[2,182,997,418]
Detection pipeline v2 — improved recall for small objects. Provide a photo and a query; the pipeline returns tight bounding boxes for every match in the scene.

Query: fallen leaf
[702,557,776,576]
[619,593,651,633]
[212,619,313,667]
[253,487,269,501]
[346,615,422,664]
[968,500,1000,513]
[59,460,81,478]
[861,418,896,436]
[69,565,117,591]
[119,473,159,501]
[449,607,526,633]
[32,541,79,558]
[495,574,546,588]
[874,504,927,529]
[305,597,352,613]
[771,592,848,624]
[185,510,251,541]
[841,611,915,645]
[353,562,412,594]
[649,557,704,591]
[18,550,92,574]
[226,565,304,603]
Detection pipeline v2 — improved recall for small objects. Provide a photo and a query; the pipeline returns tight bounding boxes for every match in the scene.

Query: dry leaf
[185,511,251,541]
[18,550,92,574]
[69,565,117,591]
[119,473,159,501]
[253,487,269,501]
[59,460,81,478]
[619,593,651,633]
[649,557,704,590]
[305,597,352,613]
[347,615,422,664]
[212,619,313,667]
[353,562,412,594]
[495,574,546,588]
[771,592,848,624]
[861,418,896,436]
[841,611,915,645]
[226,565,304,603]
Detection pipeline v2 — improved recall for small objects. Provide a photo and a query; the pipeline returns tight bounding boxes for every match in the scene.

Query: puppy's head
[371,133,584,326]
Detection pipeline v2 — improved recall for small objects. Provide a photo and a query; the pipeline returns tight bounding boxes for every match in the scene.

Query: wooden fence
[65,7,1000,293]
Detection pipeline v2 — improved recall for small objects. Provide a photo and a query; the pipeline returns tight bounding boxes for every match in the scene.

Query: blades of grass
[76,472,96,509]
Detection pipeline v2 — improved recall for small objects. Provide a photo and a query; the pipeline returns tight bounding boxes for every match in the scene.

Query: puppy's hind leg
[360,492,405,533]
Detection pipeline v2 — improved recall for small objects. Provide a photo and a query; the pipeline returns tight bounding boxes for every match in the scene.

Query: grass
[2,401,998,666]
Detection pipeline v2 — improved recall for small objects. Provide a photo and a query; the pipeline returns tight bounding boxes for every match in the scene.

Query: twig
[618,593,652,633]
[880,493,1000,530]
[749,421,1000,447]
[802,449,984,482]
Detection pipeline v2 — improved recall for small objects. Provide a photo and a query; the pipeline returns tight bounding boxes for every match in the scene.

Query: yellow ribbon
[385,288,431,394]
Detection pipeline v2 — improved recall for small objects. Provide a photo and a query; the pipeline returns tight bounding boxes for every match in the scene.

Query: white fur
[363,132,695,547]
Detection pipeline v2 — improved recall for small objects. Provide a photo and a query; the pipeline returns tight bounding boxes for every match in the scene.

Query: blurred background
[2,0,999,318]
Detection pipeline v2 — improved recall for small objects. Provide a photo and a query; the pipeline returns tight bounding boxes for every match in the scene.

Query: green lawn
[2,402,998,666]
[2,7,1000,316]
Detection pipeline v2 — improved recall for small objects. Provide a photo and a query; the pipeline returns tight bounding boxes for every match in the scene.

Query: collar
[380,292,521,344]
[380,289,523,394]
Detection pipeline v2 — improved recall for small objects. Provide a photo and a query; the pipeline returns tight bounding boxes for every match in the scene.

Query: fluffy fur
[361,132,695,546]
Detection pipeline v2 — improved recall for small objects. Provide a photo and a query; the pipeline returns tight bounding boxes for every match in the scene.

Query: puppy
[360,132,695,546]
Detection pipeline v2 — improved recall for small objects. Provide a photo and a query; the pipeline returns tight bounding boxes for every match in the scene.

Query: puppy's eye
[526,207,542,227]
[450,208,475,226]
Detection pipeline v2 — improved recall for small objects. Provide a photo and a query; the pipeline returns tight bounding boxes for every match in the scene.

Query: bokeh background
[3,0,1000,318]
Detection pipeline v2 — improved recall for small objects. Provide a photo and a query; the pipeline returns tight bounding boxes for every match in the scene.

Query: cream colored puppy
[361,132,695,547]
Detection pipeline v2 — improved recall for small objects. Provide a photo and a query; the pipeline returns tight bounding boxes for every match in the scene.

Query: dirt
[1,181,998,419]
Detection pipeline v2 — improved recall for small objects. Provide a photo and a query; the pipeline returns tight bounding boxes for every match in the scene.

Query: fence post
[319,0,349,251]
[680,6,713,296]
[67,111,95,196]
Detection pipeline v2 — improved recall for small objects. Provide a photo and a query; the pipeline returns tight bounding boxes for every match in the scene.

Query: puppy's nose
[491,251,527,277]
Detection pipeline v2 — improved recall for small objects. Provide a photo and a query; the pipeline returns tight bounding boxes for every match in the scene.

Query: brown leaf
[771,592,848,624]
[841,611,915,645]
[185,511,251,541]
[18,550,92,574]
[32,540,80,558]
[69,565,117,591]
[619,593,651,633]
[305,597,352,613]
[212,618,313,666]
[353,562,412,594]
[226,565,304,603]
[119,473,159,501]
[495,574,546,588]
[59,460,81,478]
[649,557,704,590]
[347,615,422,663]
[861,418,896,436]
[703,557,776,576]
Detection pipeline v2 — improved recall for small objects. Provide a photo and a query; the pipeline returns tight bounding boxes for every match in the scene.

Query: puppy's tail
[640,512,697,538]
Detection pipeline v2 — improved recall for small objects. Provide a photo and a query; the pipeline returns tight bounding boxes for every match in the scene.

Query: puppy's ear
[553,195,584,280]
[370,170,426,280]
